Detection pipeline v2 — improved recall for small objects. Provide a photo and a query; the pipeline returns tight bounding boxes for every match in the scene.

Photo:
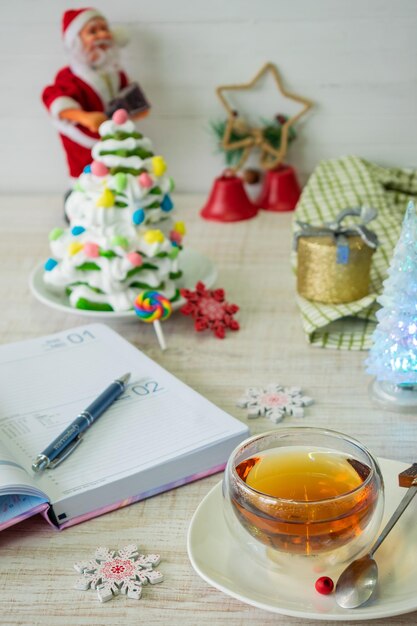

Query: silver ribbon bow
[294,206,379,264]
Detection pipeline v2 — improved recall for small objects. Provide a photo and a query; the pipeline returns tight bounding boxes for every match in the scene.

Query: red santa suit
[42,8,129,180]
[42,63,129,179]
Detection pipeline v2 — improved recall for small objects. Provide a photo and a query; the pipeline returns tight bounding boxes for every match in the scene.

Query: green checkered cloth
[293,156,417,350]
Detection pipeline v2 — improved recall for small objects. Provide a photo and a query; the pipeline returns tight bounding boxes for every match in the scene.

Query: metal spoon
[335,479,417,609]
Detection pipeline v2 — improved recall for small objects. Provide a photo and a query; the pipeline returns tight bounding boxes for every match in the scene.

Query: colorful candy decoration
[134,290,172,351]
[180,281,239,339]
[173,221,186,236]
[114,172,127,192]
[169,246,180,260]
[127,252,143,267]
[161,195,174,212]
[71,225,86,236]
[132,208,145,225]
[96,188,115,208]
[144,230,164,245]
[151,156,167,177]
[84,242,100,258]
[48,227,64,241]
[91,160,109,177]
[83,164,92,174]
[111,235,129,250]
[134,291,172,323]
[170,221,186,246]
[138,172,153,189]
[68,241,84,256]
[112,108,129,125]
[169,230,182,246]
[44,258,58,271]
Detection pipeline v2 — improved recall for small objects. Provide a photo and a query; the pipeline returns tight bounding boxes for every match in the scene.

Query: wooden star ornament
[216,62,313,171]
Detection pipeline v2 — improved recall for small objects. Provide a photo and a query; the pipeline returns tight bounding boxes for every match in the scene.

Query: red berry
[315,576,334,595]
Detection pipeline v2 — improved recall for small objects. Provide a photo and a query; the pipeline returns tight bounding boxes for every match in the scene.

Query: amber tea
[232,447,379,555]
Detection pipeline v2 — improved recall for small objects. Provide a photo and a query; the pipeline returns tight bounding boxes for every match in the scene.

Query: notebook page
[0,324,246,507]
[0,439,41,495]
[0,441,48,525]
[0,495,49,527]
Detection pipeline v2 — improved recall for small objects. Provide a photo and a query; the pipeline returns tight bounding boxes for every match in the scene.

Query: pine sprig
[210,120,247,166]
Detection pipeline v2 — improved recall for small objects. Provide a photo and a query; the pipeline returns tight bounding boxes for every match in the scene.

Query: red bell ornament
[201,173,258,222]
[255,165,301,212]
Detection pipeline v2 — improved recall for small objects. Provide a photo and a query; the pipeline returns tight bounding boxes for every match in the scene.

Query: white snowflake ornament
[74,544,163,603]
[237,384,313,423]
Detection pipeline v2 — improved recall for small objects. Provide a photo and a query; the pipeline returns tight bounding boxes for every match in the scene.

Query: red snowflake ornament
[180,281,239,339]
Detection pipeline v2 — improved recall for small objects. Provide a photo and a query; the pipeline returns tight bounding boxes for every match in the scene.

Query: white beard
[70,36,121,73]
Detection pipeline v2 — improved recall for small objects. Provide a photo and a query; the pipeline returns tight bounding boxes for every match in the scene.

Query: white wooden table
[0,194,416,625]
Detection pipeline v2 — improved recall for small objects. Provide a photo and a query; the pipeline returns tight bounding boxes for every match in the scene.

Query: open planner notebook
[0,324,249,530]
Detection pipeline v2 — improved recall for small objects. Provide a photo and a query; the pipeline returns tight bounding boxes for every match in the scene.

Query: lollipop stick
[153,320,167,351]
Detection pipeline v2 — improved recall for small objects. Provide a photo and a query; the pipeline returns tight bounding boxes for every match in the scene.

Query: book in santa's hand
[0,324,249,531]
[105,82,151,117]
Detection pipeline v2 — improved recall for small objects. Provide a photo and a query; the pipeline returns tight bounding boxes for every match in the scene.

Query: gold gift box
[297,235,375,304]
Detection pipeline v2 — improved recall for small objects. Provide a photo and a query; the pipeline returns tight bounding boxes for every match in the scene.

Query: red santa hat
[62,8,104,48]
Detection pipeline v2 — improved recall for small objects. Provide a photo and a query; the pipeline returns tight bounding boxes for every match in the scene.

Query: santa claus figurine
[42,8,148,183]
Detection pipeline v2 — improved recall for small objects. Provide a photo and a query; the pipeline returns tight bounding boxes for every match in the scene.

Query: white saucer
[29,248,217,319]
[187,458,417,620]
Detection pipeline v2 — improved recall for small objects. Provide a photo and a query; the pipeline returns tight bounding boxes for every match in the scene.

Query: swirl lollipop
[134,290,172,350]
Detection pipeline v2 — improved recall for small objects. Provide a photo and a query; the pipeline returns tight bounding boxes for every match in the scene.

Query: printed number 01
[67,330,95,344]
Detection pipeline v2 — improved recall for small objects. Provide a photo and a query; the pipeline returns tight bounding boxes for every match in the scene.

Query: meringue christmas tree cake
[43,109,185,312]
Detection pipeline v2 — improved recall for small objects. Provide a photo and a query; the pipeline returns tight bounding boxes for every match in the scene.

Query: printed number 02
[131,381,161,396]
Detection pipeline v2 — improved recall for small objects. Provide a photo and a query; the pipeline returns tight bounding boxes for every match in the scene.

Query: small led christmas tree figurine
[366,200,417,410]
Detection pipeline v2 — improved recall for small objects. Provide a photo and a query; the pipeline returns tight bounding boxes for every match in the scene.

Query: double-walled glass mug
[223,428,384,573]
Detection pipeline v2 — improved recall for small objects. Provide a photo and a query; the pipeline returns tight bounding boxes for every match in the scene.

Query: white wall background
[1,0,416,194]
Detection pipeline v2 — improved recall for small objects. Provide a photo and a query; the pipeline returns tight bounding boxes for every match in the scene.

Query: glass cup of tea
[223,427,384,573]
